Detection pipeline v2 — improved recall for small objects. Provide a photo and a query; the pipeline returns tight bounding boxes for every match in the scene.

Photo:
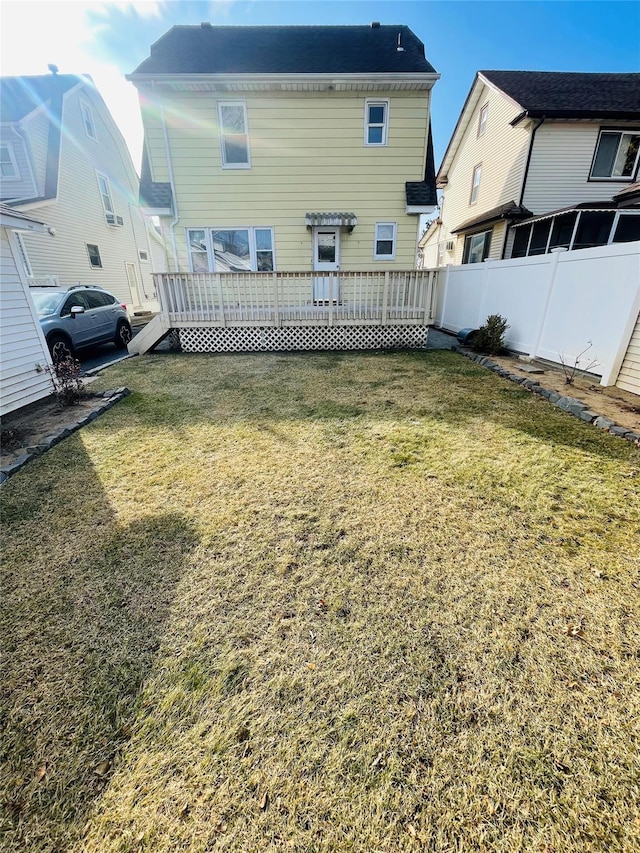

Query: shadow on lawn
[0,436,199,853]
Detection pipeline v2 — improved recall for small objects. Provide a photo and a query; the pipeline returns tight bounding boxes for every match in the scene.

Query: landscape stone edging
[0,388,131,484]
[454,349,640,447]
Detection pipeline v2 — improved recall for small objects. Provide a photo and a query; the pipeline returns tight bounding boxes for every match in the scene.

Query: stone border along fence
[456,349,640,446]
[0,388,131,483]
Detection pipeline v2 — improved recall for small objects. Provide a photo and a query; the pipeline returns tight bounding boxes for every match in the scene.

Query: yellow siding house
[126,24,441,354]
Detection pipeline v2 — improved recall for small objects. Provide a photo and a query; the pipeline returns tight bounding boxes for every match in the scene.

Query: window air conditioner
[106,213,124,226]
[445,240,455,252]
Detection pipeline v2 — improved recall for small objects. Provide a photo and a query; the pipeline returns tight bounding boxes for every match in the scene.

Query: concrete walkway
[427,328,458,350]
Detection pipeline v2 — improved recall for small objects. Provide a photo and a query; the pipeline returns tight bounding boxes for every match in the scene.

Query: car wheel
[48,334,74,364]
[114,320,132,349]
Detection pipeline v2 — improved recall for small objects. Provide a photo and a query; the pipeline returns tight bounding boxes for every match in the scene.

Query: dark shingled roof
[139,147,174,212]
[481,71,640,120]
[131,25,436,76]
[452,201,533,234]
[0,74,85,121]
[406,122,437,208]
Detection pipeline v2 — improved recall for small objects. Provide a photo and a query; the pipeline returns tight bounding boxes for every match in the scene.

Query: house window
[365,100,389,146]
[548,212,578,251]
[188,230,210,272]
[477,104,488,137]
[573,211,616,250]
[511,225,531,258]
[528,219,553,255]
[462,230,491,264]
[218,102,250,168]
[591,130,640,179]
[86,244,102,268]
[81,101,97,141]
[96,172,114,215]
[187,227,275,272]
[374,222,397,260]
[469,164,482,205]
[139,250,149,262]
[0,142,20,179]
[612,213,640,243]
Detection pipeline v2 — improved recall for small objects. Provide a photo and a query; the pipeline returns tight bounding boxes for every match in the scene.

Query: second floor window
[96,173,114,215]
[591,130,640,179]
[470,164,482,204]
[218,102,250,168]
[365,100,389,146]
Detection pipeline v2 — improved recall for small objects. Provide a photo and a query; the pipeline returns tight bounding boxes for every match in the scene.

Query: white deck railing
[154,270,439,327]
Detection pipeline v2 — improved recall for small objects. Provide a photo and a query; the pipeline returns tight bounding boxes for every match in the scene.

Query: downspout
[155,83,180,272]
[501,114,545,259]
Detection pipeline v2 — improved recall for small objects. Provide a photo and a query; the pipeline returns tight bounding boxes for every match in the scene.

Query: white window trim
[373,222,397,261]
[80,100,97,141]
[96,171,115,216]
[86,243,102,269]
[15,232,33,276]
[217,101,251,169]
[364,99,389,147]
[186,227,276,272]
[463,229,492,264]
[590,128,640,181]
[470,163,482,205]
[0,141,21,180]
[477,103,488,138]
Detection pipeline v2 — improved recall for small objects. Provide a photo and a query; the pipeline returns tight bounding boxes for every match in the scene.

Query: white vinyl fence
[435,241,640,388]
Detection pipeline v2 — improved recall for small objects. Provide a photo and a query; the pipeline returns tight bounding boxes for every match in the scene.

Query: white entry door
[313,227,340,302]
[125,262,144,311]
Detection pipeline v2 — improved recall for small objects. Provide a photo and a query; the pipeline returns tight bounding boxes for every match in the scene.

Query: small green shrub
[472,314,509,355]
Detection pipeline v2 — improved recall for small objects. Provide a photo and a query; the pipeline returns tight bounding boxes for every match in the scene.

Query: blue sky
[2,1,639,172]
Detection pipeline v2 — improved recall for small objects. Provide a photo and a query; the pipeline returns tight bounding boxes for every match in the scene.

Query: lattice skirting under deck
[176,325,429,353]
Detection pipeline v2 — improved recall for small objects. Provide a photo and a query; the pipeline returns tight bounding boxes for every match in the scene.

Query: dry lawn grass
[1,350,639,853]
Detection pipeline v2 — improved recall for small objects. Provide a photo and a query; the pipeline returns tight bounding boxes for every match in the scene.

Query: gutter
[155,83,180,272]
[501,114,545,259]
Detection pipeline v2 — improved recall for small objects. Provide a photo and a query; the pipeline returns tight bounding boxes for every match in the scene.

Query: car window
[61,293,90,316]
[83,291,106,309]
[31,290,65,317]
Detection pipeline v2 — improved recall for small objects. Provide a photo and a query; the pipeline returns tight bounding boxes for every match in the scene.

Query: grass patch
[1,350,639,853]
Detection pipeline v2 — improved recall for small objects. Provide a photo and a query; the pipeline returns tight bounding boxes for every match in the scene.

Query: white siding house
[426,71,640,266]
[0,206,54,416]
[0,71,164,312]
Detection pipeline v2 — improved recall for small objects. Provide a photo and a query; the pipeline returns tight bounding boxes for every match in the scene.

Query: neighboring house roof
[0,74,84,121]
[614,181,640,208]
[418,218,442,248]
[139,146,174,213]
[0,202,49,232]
[130,24,436,76]
[438,70,640,183]
[480,71,640,121]
[0,73,90,205]
[513,195,640,228]
[451,201,533,234]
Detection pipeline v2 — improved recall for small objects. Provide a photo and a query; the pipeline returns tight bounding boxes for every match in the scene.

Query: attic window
[81,101,97,141]
[0,142,20,179]
[477,104,488,137]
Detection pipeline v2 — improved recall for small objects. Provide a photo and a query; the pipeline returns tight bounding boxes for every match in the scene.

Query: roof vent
[201,22,212,28]
[48,63,59,75]
[396,33,405,52]
[370,21,380,28]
